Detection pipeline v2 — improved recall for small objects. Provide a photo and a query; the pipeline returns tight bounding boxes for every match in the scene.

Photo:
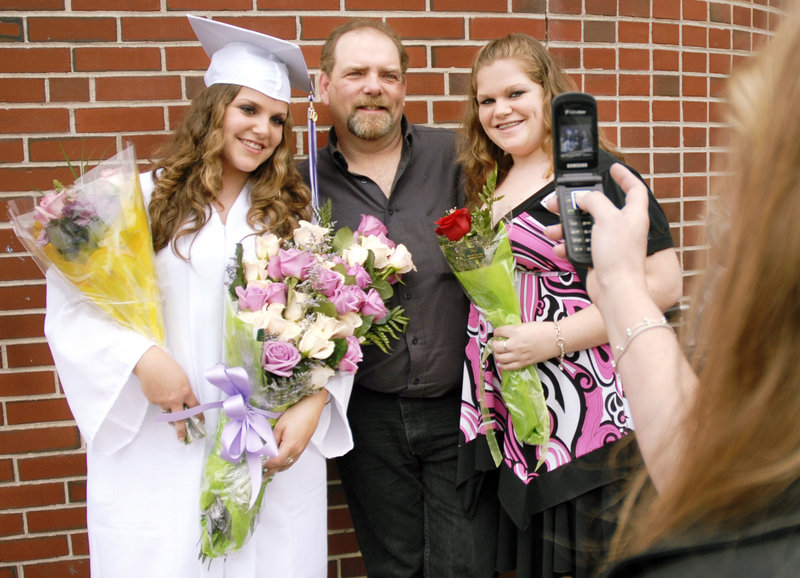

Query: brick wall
[0,1,783,577]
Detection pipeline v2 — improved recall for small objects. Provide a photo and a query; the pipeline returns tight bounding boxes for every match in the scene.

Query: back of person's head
[611,4,800,560]
[320,19,408,77]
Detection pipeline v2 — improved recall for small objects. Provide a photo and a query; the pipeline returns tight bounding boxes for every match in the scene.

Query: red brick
[0,48,71,73]
[300,16,358,41]
[652,23,679,45]
[125,133,170,160]
[0,371,57,397]
[733,5,752,26]
[597,100,616,122]
[653,49,679,71]
[7,398,74,426]
[28,17,116,42]
[584,73,616,96]
[404,101,427,125]
[682,24,708,48]
[618,21,649,43]
[23,560,90,578]
[74,106,165,133]
[709,27,731,50]
[0,513,23,537]
[432,46,478,69]
[0,459,13,482]
[651,176,681,199]
[167,0,250,7]
[0,0,64,8]
[620,126,650,149]
[654,152,680,173]
[0,313,44,339]
[432,100,465,124]
[0,426,80,455]
[618,48,648,71]
[619,73,649,96]
[625,152,650,174]
[95,76,182,101]
[585,0,616,15]
[0,138,24,162]
[653,100,680,121]
[18,453,85,481]
[684,151,708,173]
[327,530,361,556]
[709,52,732,75]
[470,17,546,40]
[512,0,545,12]
[28,136,116,163]
[681,75,707,97]
[0,483,66,510]
[6,343,54,368]
[431,0,505,11]
[653,75,680,97]
[0,285,46,311]
[653,126,680,148]
[71,532,90,555]
[27,506,86,533]
[258,0,339,8]
[120,16,193,42]
[549,0,582,14]
[0,535,68,563]
[682,101,707,122]
[0,78,45,103]
[584,20,616,43]
[74,0,157,8]
[405,72,443,96]
[0,256,43,282]
[709,2,731,23]
[338,555,368,576]
[619,100,649,122]
[732,29,751,51]
[74,47,161,72]
[682,0,708,22]
[620,0,651,17]
[682,51,707,73]
[584,47,616,70]
[0,107,70,134]
[49,77,90,102]
[549,46,580,70]
[549,19,582,42]
[387,17,464,39]
[68,480,87,503]
[653,2,681,19]
[164,46,207,72]
[682,126,707,148]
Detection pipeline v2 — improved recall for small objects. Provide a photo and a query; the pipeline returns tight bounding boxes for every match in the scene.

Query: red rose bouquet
[435,167,549,464]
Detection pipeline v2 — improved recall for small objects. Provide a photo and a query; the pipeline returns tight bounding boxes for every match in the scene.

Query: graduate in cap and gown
[44,15,353,577]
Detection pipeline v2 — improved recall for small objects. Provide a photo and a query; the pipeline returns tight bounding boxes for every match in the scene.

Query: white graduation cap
[187,14,312,103]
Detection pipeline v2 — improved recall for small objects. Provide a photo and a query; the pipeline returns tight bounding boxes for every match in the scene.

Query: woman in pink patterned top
[456,34,682,578]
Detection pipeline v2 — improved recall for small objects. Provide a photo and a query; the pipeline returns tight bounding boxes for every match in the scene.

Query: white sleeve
[44,270,156,455]
[309,371,354,458]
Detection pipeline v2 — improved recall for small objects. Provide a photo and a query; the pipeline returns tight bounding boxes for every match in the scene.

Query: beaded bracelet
[553,319,566,369]
[611,316,671,370]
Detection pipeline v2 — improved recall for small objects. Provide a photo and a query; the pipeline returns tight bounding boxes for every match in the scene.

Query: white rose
[342,244,369,267]
[284,289,309,322]
[298,316,337,359]
[293,220,330,248]
[237,309,270,330]
[242,258,268,282]
[386,243,415,274]
[307,364,336,389]
[359,235,392,269]
[277,320,303,342]
[255,232,281,260]
[333,311,363,338]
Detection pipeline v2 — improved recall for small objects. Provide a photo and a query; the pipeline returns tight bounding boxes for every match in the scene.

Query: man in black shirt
[300,19,499,577]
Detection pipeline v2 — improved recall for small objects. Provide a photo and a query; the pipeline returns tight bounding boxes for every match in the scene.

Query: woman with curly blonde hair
[43,16,353,577]
[455,33,682,578]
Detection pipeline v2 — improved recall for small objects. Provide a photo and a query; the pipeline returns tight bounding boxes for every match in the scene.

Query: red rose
[435,208,472,241]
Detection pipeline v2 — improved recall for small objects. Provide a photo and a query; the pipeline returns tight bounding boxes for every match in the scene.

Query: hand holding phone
[552,92,603,266]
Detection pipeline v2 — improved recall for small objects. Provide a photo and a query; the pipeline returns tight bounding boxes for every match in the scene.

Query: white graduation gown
[44,172,353,578]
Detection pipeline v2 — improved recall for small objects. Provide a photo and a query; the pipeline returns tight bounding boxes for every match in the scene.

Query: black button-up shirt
[299,118,468,397]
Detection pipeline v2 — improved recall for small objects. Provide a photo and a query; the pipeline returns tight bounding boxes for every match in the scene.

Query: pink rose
[267,248,316,280]
[312,266,344,298]
[332,284,366,315]
[34,190,67,226]
[235,283,287,311]
[360,288,389,320]
[346,263,372,289]
[339,335,363,374]
[357,214,388,238]
[262,340,301,377]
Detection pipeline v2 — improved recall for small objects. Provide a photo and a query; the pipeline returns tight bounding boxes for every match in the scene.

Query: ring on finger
[503,341,509,353]
[286,456,295,466]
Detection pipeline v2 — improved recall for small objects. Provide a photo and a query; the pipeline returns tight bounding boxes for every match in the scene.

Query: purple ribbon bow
[155,363,282,508]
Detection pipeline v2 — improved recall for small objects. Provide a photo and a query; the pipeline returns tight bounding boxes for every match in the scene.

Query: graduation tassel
[307,93,320,217]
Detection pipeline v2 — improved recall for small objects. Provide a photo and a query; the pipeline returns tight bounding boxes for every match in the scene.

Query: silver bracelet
[553,319,566,369]
[612,316,671,370]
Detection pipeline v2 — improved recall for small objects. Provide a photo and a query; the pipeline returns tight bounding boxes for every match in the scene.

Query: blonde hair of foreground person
[609,4,800,560]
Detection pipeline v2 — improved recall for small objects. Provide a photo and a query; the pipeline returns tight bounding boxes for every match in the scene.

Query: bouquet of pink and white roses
[199,209,414,559]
